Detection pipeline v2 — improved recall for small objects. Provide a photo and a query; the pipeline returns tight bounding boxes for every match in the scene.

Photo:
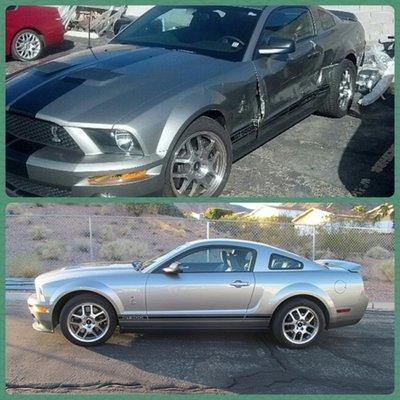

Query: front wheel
[11,29,44,61]
[59,294,117,346]
[163,116,232,197]
[319,59,357,118]
[271,298,325,349]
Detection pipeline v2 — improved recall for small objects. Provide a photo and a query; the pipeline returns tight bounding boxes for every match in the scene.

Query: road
[6,293,394,394]
[6,36,394,197]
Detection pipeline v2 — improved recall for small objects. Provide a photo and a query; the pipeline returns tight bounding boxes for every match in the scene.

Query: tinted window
[269,254,303,270]
[161,246,256,273]
[318,9,336,31]
[263,7,314,42]
[112,6,262,62]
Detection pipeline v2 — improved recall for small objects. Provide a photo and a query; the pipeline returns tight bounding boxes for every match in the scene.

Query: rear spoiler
[315,259,362,272]
[328,10,358,22]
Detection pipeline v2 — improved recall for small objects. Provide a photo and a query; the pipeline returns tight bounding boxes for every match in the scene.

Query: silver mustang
[6,5,365,197]
[28,239,368,348]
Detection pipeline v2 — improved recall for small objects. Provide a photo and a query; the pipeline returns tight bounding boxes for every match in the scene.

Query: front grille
[6,112,80,151]
[6,173,72,197]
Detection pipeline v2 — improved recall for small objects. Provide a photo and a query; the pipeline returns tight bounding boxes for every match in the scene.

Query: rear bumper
[328,291,369,329]
[27,293,53,333]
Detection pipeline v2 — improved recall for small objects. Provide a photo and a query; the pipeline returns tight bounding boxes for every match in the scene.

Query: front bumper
[27,293,53,333]
[6,146,165,197]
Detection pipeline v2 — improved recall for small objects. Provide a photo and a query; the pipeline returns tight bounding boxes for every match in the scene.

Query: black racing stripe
[9,77,85,117]
[6,137,45,178]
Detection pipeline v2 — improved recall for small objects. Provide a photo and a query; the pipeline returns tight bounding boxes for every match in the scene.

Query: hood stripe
[9,77,85,117]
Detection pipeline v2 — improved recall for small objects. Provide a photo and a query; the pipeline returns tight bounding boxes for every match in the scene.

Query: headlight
[113,130,138,154]
[84,128,143,156]
[36,286,46,302]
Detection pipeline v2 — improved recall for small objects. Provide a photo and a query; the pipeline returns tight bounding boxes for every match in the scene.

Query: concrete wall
[126,5,394,44]
[326,6,394,43]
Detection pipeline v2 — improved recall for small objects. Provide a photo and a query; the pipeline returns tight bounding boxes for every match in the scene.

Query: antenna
[87,9,92,49]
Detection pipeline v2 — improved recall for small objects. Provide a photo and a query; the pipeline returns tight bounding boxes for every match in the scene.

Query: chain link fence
[6,214,394,272]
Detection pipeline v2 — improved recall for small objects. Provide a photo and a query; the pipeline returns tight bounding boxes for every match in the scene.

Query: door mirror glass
[258,37,295,55]
[163,262,183,274]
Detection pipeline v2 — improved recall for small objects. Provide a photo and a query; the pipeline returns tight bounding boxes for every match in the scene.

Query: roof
[292,208,333,223]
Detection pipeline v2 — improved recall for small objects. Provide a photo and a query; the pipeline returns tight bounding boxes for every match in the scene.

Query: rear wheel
[319,59,356,118]
[60,294,116,346]
[11,29,44,61]
[271,298,325,349]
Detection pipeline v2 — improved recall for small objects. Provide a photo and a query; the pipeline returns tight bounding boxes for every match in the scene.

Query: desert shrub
[204,208,234,220]
[73,239,91,253]
[96,225,116,243]
[99,240,148,261]
[6,204,23,215]
[35,241,67,260]
[7,254,44,278]
[366,246,392,260]
[121,204,184,217]
[29,225,52,241]
[377,258,394,282]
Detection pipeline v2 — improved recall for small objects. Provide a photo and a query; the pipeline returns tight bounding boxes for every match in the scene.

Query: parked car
[5,5,64,61]
[6,5,365,197]
[28,239,368,348]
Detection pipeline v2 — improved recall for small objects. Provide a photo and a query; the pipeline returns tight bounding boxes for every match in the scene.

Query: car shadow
[86,330,280,393]
[338,94,394,196]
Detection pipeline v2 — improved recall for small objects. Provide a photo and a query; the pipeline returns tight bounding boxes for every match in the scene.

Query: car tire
[163,116,232,197]
[59,294,117,347]
[271,298,326,349]
[11,29,44,62]
[318,59,357,118]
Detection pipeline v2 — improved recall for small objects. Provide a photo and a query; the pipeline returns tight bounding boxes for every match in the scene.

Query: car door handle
[230,280,250,288]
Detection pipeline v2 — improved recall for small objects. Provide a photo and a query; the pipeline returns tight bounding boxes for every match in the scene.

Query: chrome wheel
[67,302,110,343]
[338,69,353,111]
[14,31,41,60]
[282,306,319,345]
[170,131,227,196]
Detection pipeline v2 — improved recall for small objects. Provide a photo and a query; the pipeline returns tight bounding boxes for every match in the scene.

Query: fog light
[88,170,148,185]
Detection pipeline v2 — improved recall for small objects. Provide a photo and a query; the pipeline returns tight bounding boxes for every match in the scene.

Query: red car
[6,5,64,61]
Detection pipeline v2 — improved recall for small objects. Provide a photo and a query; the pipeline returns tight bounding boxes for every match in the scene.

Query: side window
[269,254,303,270]
[262,7,314,43]
[318,9,336,31]
[163,246,256,273]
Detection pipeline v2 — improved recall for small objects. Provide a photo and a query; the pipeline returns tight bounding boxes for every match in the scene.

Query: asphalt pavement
[6,293,394,394]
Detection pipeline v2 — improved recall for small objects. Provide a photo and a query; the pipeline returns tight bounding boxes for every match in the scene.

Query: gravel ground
[6,36,394,197]
[6,294,394,394]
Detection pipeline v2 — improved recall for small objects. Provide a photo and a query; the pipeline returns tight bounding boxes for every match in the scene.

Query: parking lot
[6,36,394,197]
[6,293,394,394]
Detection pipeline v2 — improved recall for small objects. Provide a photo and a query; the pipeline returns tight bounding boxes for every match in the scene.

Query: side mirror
[258,37,295,56]
[163,262,182,274]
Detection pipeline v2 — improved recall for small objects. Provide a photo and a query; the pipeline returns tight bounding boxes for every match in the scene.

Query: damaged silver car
[6,5,365,197]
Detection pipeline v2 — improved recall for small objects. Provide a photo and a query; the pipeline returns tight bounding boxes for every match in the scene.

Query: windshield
[139,243,189,272]
[112,6,262,62]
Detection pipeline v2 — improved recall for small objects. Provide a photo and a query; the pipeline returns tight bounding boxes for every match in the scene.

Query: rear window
[318,9,336,31]
[268,254,303,270]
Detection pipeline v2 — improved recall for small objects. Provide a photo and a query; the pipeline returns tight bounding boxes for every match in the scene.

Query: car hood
[35,263,137,286]
[6,44,236,126]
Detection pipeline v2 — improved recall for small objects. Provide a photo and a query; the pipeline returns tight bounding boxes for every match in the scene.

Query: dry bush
[6,204,23,215]
[35,241,67,260]
[29,225,53,241]
[7,254,44,278]
[376,259,394,282]
[99,240,148,261]
[365,246,392,260]
[96,225,116,243]
[73,239,91,253]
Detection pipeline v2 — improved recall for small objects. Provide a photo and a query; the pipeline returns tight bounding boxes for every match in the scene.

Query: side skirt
[119,316,271,333]
[232,86,329,162]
